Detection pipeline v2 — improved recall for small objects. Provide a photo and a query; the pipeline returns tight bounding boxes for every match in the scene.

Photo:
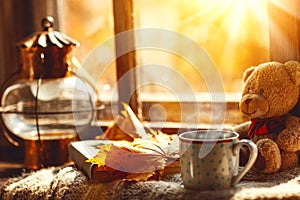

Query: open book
[69,103,179,182]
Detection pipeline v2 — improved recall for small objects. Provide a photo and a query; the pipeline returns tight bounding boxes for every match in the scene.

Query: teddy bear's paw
[253,138,281,174]
[280,151,299,171]
[277,129,300,152]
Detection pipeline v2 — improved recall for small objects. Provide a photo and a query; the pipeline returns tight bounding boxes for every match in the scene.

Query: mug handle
[231,139,258,187]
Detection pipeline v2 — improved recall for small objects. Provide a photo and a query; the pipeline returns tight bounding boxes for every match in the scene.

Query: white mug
[179,129,257,190]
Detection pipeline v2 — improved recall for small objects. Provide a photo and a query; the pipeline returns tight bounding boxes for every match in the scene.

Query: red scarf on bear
[248,116,286,139]
[248,99,300,138]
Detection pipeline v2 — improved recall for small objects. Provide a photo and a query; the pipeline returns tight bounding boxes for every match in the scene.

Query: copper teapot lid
[18,16,79,49]
[17,16,80,79]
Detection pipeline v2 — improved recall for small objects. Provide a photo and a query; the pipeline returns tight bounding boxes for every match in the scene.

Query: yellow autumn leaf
[87,139,168,174]
[86,143,112,167]
[88,102,180,181]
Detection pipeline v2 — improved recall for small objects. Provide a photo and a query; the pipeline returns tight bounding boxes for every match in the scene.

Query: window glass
[62,0,269,101]
[62,0,116,101]
[134,0,269,97]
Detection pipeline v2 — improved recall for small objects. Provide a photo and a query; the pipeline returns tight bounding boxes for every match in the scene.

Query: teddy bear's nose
[244,98,252,105]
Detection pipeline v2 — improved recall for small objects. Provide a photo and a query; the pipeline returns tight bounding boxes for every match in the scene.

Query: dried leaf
[86,139,175,181]
[106,144,166,173]
[97,117,135,141]
[121,102,148,138]
[90,103,180,181]
[97,103,150,141]
[86,143,112,167]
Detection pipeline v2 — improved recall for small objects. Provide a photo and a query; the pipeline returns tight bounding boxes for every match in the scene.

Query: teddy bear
[234,61,300,174]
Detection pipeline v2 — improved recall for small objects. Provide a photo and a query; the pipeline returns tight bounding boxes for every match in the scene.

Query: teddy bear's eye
[259,89,264,95]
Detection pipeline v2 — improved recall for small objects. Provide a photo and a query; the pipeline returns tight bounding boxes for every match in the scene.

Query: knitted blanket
[1,165,300,200]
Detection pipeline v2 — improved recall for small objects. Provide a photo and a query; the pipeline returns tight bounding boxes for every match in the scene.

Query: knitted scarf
[248,98,300,138]
[248,116,286,139]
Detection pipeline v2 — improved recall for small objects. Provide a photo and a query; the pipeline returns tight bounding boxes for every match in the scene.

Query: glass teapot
[0,16,100,169]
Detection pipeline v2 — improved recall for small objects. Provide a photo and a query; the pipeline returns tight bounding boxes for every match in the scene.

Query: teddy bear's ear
[242,66,256,83]
[284,61,300,86]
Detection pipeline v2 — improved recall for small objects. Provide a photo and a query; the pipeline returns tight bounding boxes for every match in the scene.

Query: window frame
[268,0,300,61]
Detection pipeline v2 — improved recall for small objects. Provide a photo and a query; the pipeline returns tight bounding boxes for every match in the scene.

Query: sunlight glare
[219,0,268,72]
[183,0,269,90]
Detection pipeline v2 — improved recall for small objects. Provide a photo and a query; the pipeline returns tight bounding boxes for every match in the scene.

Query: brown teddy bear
[234,61,300,173]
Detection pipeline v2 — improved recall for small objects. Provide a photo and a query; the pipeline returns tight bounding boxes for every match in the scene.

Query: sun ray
[138,0,271,92]
[181,0,269,90]
[180,0,235,27]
